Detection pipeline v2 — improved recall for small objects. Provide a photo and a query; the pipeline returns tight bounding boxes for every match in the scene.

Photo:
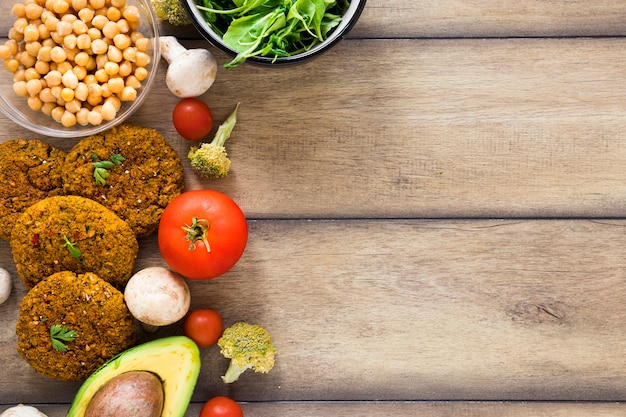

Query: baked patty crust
[16,271,136,381]
[0,139,66,241]
[62,124,185,237]
[10,195,138,290]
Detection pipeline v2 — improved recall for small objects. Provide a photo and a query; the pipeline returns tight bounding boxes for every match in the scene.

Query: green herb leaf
[63,236,84,265]
[91,153,125,185]
[50,324,77,352]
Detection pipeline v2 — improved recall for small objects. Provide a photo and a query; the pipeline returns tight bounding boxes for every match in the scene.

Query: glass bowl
[182,0,366,66]
[0,0,160,138]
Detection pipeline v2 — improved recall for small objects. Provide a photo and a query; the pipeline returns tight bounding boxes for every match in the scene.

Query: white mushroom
[124,267,191,332]
[159,36,217,98]
[0,405,48,417]
[0,267,12,305]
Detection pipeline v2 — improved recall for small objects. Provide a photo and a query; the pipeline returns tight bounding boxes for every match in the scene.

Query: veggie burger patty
[62,123,185,237]
[16,271,136,381]
[10,195,138,290]
[0,139,66,241]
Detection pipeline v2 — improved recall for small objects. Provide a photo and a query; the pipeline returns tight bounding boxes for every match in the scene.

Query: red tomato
[158,190,248,280]
[199,396,243,417]
[184,308,224,347]
[172,98,214,140]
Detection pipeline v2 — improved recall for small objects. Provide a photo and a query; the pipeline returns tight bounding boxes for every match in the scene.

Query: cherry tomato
[199,396,243,417]
[158,190,248,280]
[184,308,224,347]
[172,97,214,140]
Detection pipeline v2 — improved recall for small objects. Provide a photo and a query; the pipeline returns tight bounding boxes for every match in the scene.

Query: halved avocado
[67,336,200,417]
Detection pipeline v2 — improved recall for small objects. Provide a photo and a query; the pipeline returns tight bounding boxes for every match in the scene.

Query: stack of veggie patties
[0,123,185,381]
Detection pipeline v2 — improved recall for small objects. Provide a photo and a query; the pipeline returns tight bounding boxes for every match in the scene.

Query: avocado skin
[67,336,201,417]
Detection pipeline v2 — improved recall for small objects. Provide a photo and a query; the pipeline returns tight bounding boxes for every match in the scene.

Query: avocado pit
[84,371,164,417]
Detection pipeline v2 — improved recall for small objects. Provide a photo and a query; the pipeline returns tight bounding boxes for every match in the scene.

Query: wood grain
[3,219,626,405]
[4,401,626,417]
[2,0,626,414]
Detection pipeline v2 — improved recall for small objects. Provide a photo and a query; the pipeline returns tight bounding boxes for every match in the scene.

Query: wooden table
[3,0,626,415]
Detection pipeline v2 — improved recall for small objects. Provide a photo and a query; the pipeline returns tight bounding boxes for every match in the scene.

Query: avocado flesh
[67,336,200,417]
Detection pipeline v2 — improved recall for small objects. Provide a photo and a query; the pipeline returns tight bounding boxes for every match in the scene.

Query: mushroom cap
[0,267,11,305]
[0,405,48,417]
[123,267,190,326]
[165,49,217,98]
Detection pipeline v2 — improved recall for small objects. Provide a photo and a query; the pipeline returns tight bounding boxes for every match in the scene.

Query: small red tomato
[172,97,214,140]
[158,190,248,280]
[184,308,224,347]
[199,396,243,417]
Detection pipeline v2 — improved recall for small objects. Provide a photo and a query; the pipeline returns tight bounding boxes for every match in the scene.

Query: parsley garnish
[50,324,77,352]
[91,153,125,185]
[63,236,84,265]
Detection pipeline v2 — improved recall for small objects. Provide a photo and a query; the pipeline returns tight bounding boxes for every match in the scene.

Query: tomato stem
[182,217,211,252]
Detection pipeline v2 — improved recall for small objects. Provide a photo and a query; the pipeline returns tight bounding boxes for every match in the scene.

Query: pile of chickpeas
[0,0,152,127]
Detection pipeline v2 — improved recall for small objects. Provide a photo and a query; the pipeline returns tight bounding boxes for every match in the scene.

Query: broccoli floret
[150,0,192,26]
[217,321,277,383]
[188,103,239,179]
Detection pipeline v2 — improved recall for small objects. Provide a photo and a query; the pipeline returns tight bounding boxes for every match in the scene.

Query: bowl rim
[182,0,367,66]
[0,0,161,138]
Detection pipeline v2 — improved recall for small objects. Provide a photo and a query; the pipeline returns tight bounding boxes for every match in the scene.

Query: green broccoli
[150,0,192,26]
[217,321,277,383]
[188,103,239,179]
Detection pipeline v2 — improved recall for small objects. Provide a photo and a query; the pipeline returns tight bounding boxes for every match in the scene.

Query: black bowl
[182,0,366,66]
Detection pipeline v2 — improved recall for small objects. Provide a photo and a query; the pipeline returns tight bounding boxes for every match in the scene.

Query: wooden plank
[3,219,626,404]
[170,38,626,219]
[3,401,626,417]
[353,0,626,38]
[2,37,626,218]
[3,1,626,39]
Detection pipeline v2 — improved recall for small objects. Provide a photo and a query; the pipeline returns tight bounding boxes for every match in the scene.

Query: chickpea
[50,105,65,122]
[39,88,55,102]
[41,101,56,115]
[52,0,70,14]
[35,60,50,75]
[44,69,62,86]
[89,0,106,9]
[24,3,43,20]
[134,51,150,67]
[26,79,43,96]
[91,39,108,55]
[118,60,132,77]
[107,76,124,93]
[76,107,90,125]
[28,95,43,111]
[76,34,92,49]
[106,7,122,22]
[0,45,12,60]
[87,109,103,125]
[102,21,120,39]
[100,99,116,121]
[11,4,27,17]
[61,110,77,127]
[65,98,81,113]
[75,82,88,101]
[122,5,140,23]
[5,58,20,73]
[49,46,67,63]
[120,85,136,101]
[107,45,123,63]
[13,81,28,97]
[62,70,79,89]
[60,87,74,101]
[23,24,40,42]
